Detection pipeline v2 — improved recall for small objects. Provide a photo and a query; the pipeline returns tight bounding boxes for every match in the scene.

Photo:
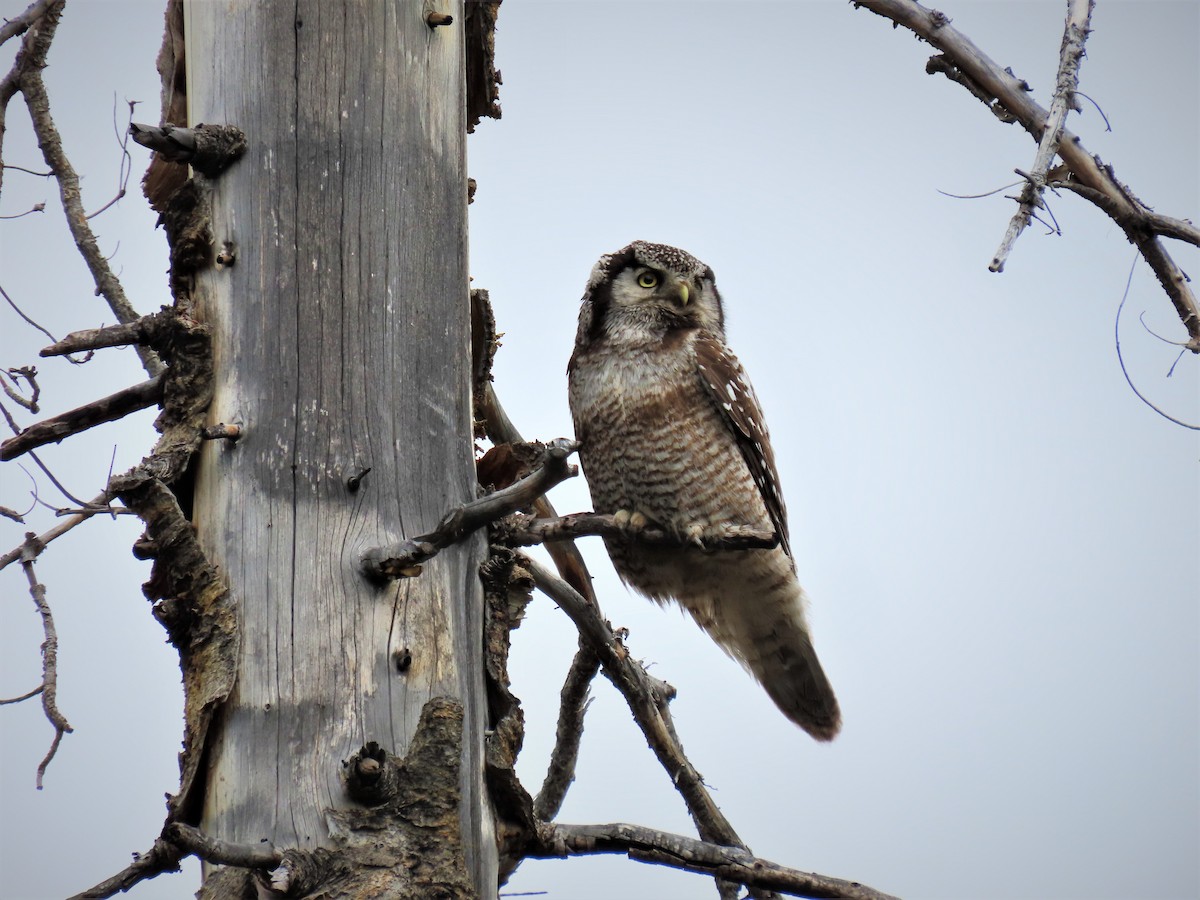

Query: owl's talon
[613,509,650,534]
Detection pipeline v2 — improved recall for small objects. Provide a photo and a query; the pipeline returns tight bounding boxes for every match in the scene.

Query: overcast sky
[1,2,1197,899]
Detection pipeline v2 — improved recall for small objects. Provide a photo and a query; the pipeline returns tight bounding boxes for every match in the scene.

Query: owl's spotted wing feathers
[694,334,790,558]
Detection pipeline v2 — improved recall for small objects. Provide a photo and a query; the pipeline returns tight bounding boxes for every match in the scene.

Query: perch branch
[854,0,1200,351]
[16,532,73,788]
[533,822,900,900]
[499,512,779,552]
[360,437,580,580]
[8,3,162,376]
[990,0,1093,272]
[0,374,164,461]
[534,642,601,822]
[525,558,776,900]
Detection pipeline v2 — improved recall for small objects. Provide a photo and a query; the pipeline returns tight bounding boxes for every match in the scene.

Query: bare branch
[9,2,163,376]
[0,684,43,703]
[0,491,110,573]
[67,837,183,900]
[991,0,1093,272]
[0,374,164,462]
[17,532,73,787]
[524,558,777,900]
[471,290,598,604]
[534,643,600,822]
[129,122,247,177]
[2,365,40,411]
[359,438,580,580]
[854,0,1200,352]
[499,511,779,553]
[532,822,899,900]
[2,282,62,351]
[164,822,283,869]
[40,314,165,357]
[0,0,58,47]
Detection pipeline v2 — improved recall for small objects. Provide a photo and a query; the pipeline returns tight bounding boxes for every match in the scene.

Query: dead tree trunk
[183,1,493,895]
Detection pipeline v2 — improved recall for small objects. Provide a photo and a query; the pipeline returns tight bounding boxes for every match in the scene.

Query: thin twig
[17,532,73,788]
[2,365,39,411]
[0,684,43,703]
[532,822,901,900]
[0,490,111,573]
[854,0,1200,352]
[11,2,163,377]
[990,0,1093,272]
[1114,256,1200,430]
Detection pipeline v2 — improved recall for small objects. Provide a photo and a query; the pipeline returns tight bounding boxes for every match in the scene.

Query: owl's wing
[693,333,791,557]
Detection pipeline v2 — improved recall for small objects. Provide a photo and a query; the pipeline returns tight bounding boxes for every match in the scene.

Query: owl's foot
[612,509,651,534]
[683,521,762,550]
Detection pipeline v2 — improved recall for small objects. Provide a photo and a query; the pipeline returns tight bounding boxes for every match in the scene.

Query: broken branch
[991,0,1093,272]
[164,822,283,870]
[0,374,163,461]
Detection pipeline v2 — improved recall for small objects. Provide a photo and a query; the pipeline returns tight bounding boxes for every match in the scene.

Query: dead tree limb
[524,558,780,900]
[854,0,1200,352]
[533,642,601,823]
[359,438,580,580]
[39,310,173,358]
[499,511,779,552]
[67,837,183,900]
[0,374,164,461]
[532,821,900,900]
[128,123,246,177]
[163,823,282,870]
[0,490,111,572]
[3,1,162,376]
[991,0,1093,271]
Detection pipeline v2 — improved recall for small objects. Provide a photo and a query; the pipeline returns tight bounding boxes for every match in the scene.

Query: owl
[567,240,840,740]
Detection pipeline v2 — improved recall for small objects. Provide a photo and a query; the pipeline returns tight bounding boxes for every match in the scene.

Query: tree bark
[184,1,492,895]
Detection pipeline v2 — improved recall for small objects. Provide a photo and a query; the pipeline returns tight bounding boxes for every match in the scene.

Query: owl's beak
[674,281,691,306]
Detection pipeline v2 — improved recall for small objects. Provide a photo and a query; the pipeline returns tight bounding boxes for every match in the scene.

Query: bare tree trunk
[184,1,493,895]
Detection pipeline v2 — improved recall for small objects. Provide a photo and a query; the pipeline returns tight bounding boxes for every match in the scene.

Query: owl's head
[576,240,726,347]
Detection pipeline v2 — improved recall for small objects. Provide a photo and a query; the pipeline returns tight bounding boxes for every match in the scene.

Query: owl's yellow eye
[636,271,659,289]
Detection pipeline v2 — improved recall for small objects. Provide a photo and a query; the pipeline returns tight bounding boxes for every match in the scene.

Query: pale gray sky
[1,2,1197,899]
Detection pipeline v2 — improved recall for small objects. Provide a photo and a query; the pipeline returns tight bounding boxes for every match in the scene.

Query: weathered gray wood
[184,0,493,894]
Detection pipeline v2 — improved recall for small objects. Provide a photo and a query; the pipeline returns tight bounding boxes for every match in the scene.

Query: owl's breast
[567,339,765,535]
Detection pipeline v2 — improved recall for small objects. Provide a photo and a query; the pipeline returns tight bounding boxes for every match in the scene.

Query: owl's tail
[691,569,841,740]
